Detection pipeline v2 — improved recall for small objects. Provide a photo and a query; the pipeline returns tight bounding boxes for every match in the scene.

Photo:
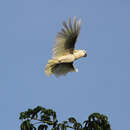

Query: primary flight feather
[45,17,87,77]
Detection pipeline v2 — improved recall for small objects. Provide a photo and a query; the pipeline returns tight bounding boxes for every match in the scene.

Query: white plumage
[45,17,87,77]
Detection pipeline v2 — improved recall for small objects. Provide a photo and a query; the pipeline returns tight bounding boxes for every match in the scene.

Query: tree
[19,106,111,130]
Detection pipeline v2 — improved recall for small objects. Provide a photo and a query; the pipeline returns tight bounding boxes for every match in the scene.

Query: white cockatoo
[45,17,87,77]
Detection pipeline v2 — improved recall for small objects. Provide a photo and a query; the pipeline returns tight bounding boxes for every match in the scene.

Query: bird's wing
[51,63,77,77]
[53,16,81,58]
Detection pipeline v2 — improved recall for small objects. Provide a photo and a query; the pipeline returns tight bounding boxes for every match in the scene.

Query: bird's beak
[84,53,87,57]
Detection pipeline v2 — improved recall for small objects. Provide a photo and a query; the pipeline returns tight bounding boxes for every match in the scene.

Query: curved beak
[84,53,87,57]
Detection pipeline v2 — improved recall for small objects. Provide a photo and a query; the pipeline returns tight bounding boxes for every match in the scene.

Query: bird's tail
[44,59,59,76]
[45,59,77,77]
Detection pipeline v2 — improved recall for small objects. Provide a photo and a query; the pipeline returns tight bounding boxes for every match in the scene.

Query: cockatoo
[45,17,87,77]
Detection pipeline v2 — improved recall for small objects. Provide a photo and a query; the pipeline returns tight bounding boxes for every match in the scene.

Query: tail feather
[44,59,59,76]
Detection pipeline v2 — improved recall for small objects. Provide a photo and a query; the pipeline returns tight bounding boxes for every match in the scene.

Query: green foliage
[83,113,111,130]
[19,106,111,130]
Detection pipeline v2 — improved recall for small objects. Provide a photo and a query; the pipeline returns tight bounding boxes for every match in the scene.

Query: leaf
[68,117,77,123]
[60,123,67,130]
[38,125,48,130]
[20,120,34,130]
[41,114,51,122]
[53,112,57,121]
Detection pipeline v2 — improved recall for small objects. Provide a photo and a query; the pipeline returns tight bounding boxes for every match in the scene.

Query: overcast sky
[0,0,130,129]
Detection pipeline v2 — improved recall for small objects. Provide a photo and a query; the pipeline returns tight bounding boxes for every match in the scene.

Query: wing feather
[53,17,81,58]
[51,63,76,77]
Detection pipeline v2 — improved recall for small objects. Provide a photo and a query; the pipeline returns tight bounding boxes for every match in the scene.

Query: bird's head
[74,50,87,59]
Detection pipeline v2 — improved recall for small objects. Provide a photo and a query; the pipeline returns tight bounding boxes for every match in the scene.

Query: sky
[0,0,130,129]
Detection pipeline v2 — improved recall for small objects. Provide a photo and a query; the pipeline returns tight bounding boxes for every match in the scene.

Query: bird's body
[45,17,87,77]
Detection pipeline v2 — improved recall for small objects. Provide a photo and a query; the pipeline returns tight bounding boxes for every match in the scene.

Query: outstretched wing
[53,16,81,58]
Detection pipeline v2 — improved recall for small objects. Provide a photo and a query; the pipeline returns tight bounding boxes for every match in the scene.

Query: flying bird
[45,17,87,77]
